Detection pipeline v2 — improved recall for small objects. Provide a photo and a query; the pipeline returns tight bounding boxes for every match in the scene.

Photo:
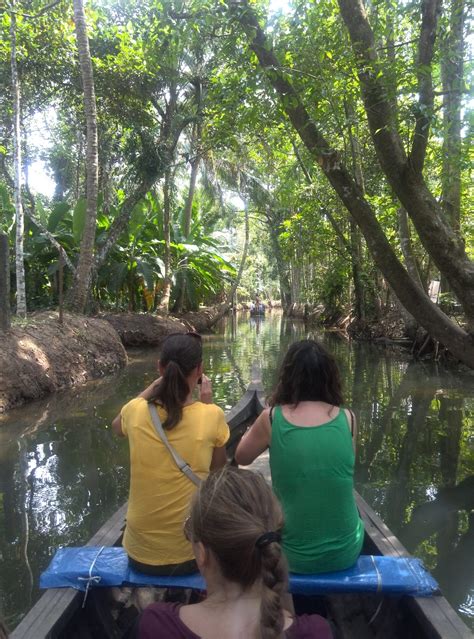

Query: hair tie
[255,531,281,549]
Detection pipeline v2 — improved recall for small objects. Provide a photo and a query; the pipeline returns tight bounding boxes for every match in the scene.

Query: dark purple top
[139,602,333,638]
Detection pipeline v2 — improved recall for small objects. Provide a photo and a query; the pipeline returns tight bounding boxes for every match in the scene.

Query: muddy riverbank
[0,312,127,413]
[0,308,222,413]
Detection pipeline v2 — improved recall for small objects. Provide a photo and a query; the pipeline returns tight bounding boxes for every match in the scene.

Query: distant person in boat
[235,339,364,574]
[112,332,229,576]
[250,296,265,314]
[138,466,333,639]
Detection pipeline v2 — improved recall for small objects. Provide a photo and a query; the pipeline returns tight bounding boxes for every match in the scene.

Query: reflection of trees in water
[0,402,130,626]
[401,475,474,612]
[384,393,433,532]
[436,397,463,570]
[0,441,21,627]
[394,395,473,622]
[435,511,474,611]
[18,438,33,609]
[355,364,412,483]
[224,347,246,394]
[345,347,473,625]
[351,344,395,483]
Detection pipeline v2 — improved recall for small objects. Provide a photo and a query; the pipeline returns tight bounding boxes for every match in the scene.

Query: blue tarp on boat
[40,546,439,597]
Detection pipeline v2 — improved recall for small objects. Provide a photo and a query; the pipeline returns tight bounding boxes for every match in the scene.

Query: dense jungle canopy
[0,0,473,363]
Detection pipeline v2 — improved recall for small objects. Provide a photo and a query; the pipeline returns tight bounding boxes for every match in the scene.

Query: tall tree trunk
[440,0,465,298]
[350,219,365,321]
[10,3,26,317]
[75,128,83,201]
[396,207,421,337]
[266,211,292,311]
[158,168,172,313]
[234,4,474,367]
[177,80,203,313]
[345,99,367,321]
[0,233,11,331]
[441,0,464,232]
[70,0,99,313]
[398,207,423,288]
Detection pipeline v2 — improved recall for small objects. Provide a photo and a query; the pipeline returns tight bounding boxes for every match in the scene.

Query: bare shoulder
[260,407,272,428]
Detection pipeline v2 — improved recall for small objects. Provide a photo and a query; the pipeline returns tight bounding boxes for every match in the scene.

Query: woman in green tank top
[235,339,364,573]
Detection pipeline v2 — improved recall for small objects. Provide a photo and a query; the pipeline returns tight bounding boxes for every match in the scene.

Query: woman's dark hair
[269,339,343,407]
[186,467,287,639]
[148,333,202,429]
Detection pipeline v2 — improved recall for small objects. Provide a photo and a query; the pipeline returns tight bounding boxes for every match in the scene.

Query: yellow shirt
[120,397,229,566]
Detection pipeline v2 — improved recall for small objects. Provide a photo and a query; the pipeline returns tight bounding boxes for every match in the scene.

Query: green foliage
[0,0,471,321]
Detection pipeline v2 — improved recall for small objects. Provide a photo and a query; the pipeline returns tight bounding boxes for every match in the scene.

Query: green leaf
[48,202,71,233]
[130,199,147,236]
[36,200,48,225]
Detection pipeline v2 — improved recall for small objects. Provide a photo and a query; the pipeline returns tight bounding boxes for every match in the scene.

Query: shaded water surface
[0,312,473,630]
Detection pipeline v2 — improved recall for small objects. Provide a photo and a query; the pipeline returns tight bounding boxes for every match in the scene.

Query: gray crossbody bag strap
[148,403,201,486]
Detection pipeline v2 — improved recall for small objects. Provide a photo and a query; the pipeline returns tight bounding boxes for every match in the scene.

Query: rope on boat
[371,554,382,593]
[368,555,384,626]
[368,600,384,626]
[79,545,106,608]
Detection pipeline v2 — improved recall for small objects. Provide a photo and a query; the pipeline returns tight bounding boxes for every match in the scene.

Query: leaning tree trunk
[70,0,99,313]
[10,3,26,317]
[440,0,465,297]
[441,0,464,230]
[233,3,474,367]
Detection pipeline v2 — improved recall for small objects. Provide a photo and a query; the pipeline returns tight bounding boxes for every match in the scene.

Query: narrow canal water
[0,312,473,631]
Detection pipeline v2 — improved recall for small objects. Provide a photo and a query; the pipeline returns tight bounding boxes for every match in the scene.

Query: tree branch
[150,96,166,120]
[7,0,63,19]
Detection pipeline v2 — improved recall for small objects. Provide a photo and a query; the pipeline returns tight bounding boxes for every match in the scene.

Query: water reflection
[0,311,473,629]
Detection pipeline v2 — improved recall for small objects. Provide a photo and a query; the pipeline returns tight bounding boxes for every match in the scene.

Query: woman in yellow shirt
[112,332,229,575]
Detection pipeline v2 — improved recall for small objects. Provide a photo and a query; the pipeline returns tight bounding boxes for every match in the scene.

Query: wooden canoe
[11,381,472,639]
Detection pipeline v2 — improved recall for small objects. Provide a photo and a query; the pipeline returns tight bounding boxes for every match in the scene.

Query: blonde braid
[259,540,288,639]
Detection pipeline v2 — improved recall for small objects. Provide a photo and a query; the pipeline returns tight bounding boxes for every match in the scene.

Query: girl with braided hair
[138,466,332,638]
[235,339,364,575]
[112,332,229,575]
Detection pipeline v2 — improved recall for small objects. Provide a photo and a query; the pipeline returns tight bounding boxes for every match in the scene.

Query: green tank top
[269,406,364,574]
